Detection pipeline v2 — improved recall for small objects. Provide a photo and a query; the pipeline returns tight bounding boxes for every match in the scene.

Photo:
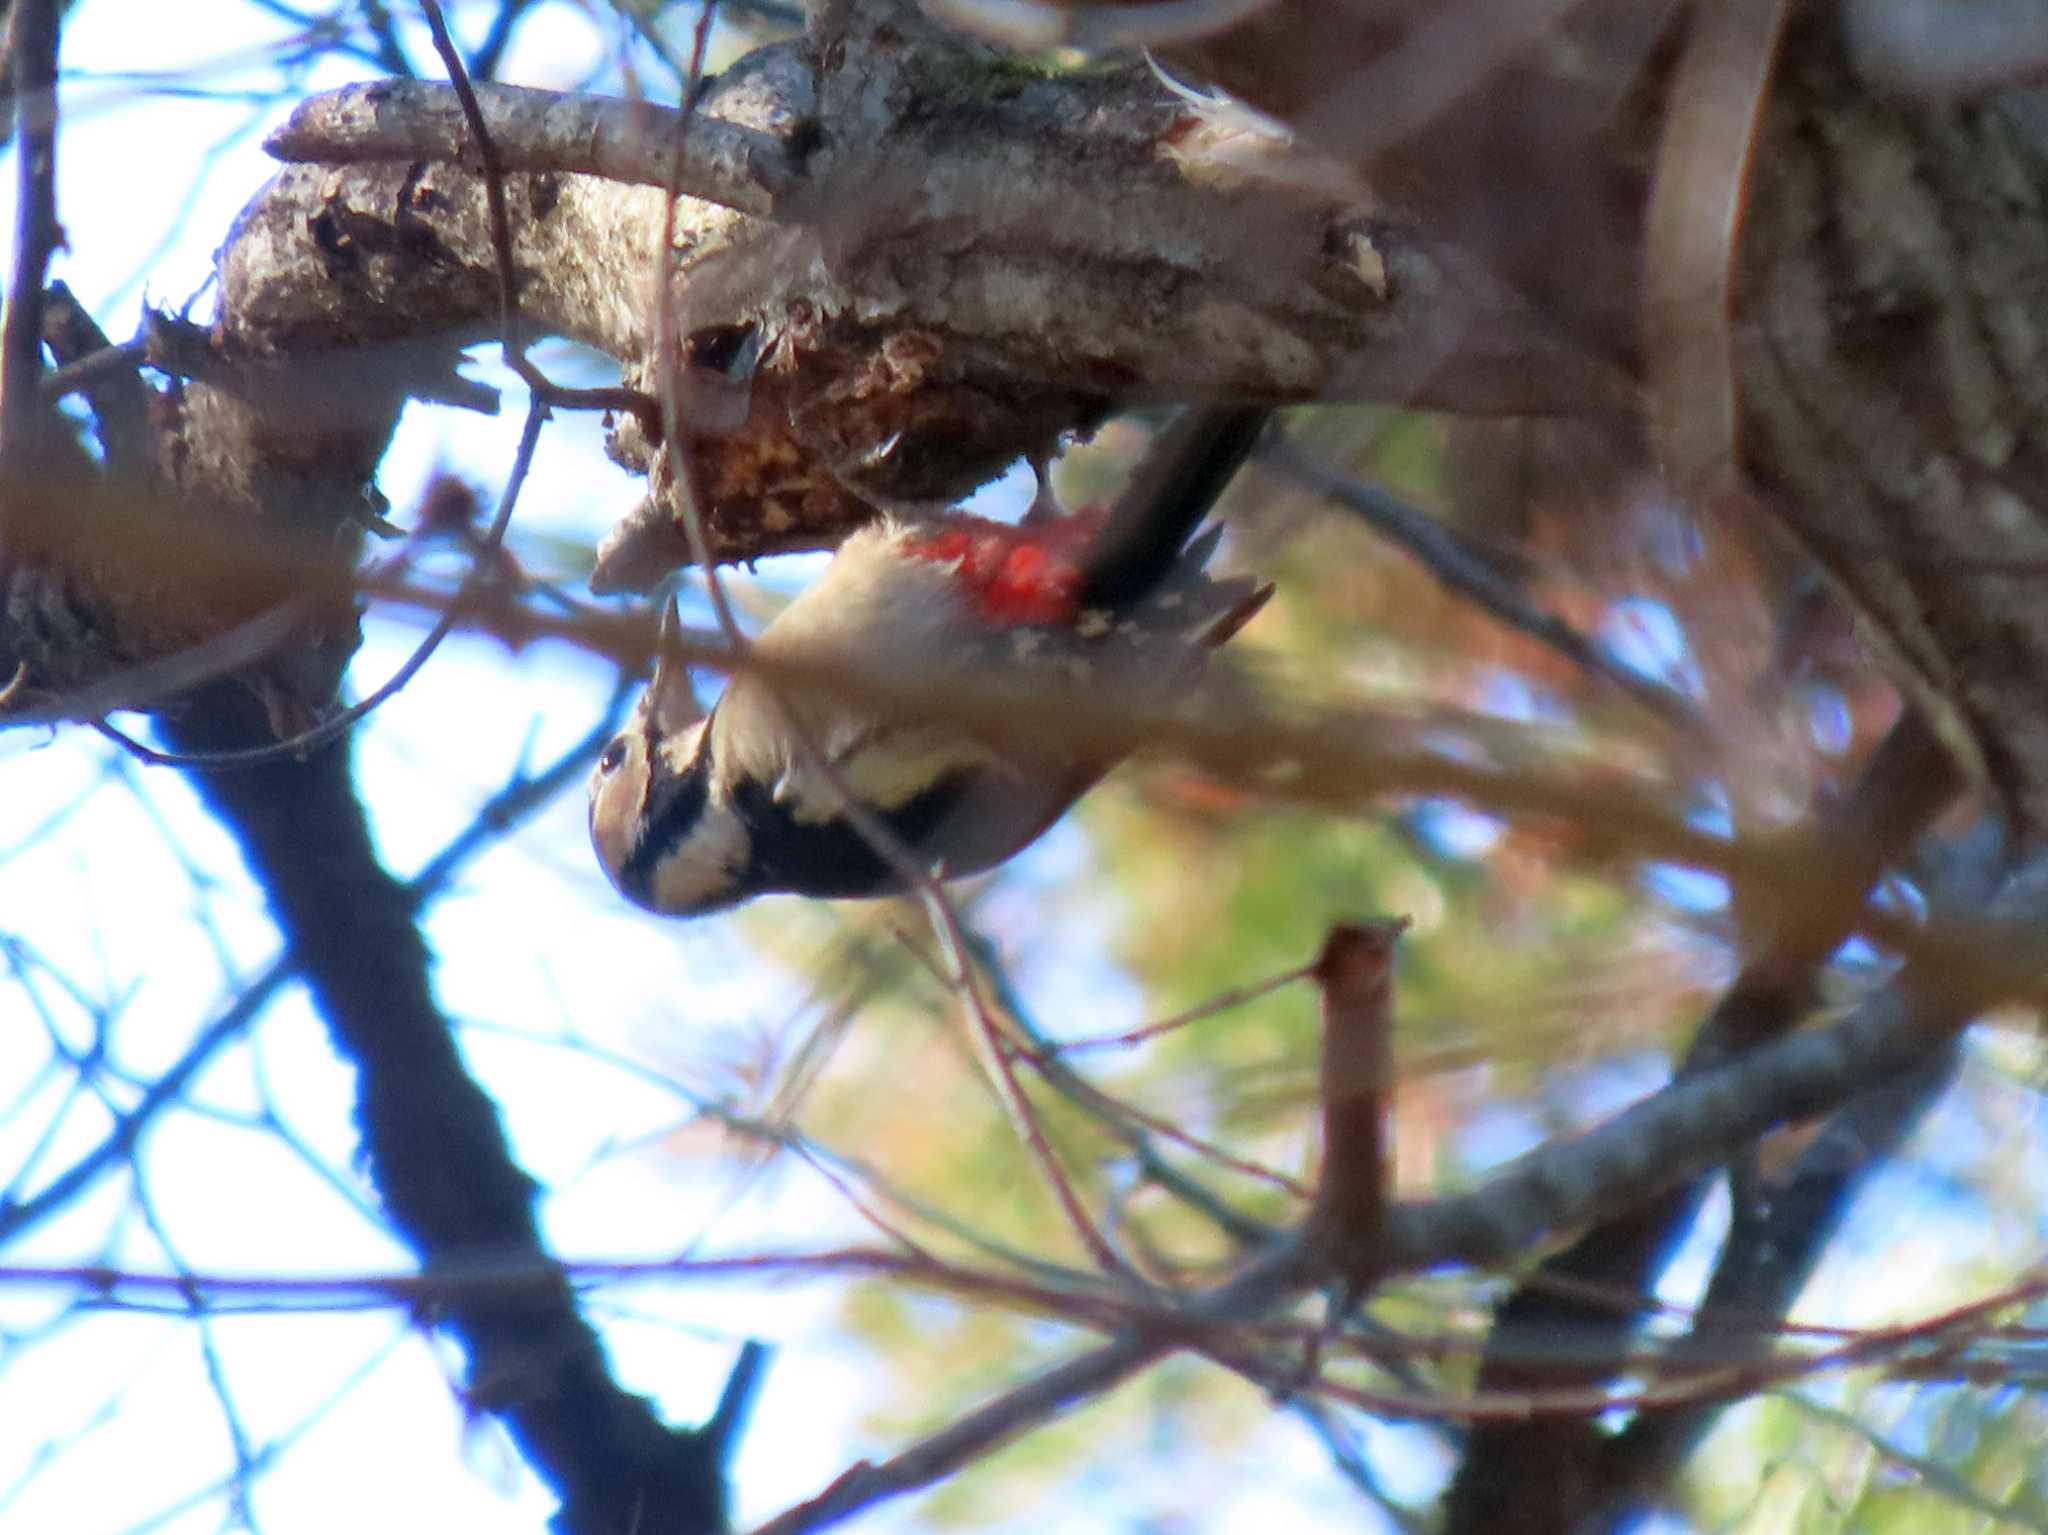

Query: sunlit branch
[266,77,794,215]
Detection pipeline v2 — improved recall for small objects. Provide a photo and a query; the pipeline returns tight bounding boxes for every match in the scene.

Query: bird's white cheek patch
[648,802,751,914]
[588,748,652,883]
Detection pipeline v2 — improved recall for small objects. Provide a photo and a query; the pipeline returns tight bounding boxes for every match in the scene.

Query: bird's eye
[597,736,628,775]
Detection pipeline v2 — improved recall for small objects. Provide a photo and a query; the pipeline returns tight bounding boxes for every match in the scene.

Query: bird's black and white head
[589,488,1273,918]
[587,605,755,917]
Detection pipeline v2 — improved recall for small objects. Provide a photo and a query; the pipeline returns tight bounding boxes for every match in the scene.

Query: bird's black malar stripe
[730,772,979,899]
[619,710,716,904]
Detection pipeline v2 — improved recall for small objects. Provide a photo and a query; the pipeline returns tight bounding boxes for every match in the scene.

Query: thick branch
[267,77,796,215]
[3,18,1638,720]
[1442,709,1964,1534]
[751,840,2047,1535]
[161,685,725,1535]
[0,0,58,459]
[1737,9,2048,836]
[1382,846,2041,1269]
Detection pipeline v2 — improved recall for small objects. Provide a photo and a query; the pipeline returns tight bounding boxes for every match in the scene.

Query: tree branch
[266,77,796,216]
[0,0,61,460]
[161,684,725,1535]
[1441,707,1965,1533]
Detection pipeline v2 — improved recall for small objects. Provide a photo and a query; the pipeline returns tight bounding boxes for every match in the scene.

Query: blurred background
[3,3,2047,1534]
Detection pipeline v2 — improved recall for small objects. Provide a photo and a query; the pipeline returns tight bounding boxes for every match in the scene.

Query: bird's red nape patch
[900,510,1108,627]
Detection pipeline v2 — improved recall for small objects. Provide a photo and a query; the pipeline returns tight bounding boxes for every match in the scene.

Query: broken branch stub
[1306,916,1409,1276]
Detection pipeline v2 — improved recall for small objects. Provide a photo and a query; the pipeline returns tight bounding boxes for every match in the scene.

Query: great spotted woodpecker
[588,413,1271,917]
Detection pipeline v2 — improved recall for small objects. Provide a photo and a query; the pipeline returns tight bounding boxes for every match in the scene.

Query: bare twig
[921,900,1145,1282]
[652,0,737,634]
[413,2,662,433]
[37,282,149,475]
[1443,707,1964,1530]
[746,1241,1311,1535]
[98,398,548,770]
[0,680,633,1252]
[1050,960,1315,1054]
[76,606,311,737]
[952,937,1290,1246]
[422,1,526,362]
[36,337,147,401]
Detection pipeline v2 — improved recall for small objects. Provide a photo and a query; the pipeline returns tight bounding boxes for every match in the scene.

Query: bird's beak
[648,592,708,737]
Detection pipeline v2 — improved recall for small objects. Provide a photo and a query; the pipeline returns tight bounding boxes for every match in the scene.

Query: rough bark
[1,8,1638,733]
[1736,11,2048,837]
[162,683,727,1535]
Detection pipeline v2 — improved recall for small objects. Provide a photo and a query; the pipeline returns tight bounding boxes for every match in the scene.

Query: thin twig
[922,897,1145,1282]
[57,605,308,730]
[746,1241,1311,1535]
[915,924,1296,1240]
[1049,960,1315,1054]
[37,282,150,476]
[411,4,662,434]
[37,337,147,400]
[421,2,525,361]
[653,0,739,639]
[97,398,548,770]
[0,680,634,1252]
